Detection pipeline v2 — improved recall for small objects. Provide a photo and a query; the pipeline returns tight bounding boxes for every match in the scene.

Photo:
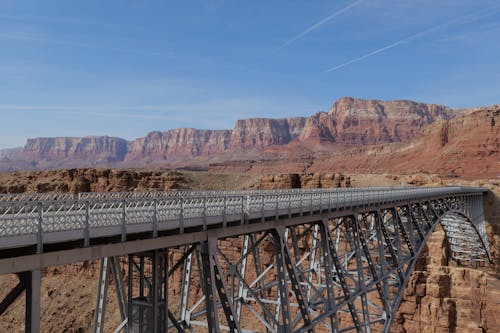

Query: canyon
[0,171,498,333]
[0,96,498,332]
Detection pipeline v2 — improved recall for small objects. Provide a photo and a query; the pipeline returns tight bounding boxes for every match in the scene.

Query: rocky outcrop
[249,172,350,189]
[0,171,498,333]
[22,136,128,162]
[125,128,231,161]
[393,225,499,333]
[0,168,188,194]
[303,106,499,179]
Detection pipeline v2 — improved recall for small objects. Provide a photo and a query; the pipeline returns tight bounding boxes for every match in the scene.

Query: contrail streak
[325,5,500,73]
[277,0,363,51]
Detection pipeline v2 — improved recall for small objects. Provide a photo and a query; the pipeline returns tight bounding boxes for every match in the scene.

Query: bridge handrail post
[36,202,43,254]
[121,199,126,242]
[287,193,291,219]
[152,199,158,238]
[260,195,265,221]
[203,196,207,230]
[84,200,90,247]
[180,197,185,233]
[274,194,279,220]
[310,192,313,214]
[300,193,303,216]
[223,196,227,228]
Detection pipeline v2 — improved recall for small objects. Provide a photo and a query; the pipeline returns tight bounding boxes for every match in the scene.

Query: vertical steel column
[235,235,249,321]
[127,255,133,333]
[272,228,292,333]
[199,242,220,333]
[346,215,370,333]
[319,218,339,331]
[25,270,41,333]
[110,257,127,327]
[94,257,110,333]
[307,224,320,301]
[179,248,193,325]
[127,251,168,333]
[151,251,159,333]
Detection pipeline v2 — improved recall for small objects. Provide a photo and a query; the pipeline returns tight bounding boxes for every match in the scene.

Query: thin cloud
[277,0,363,51]
[325,4,500,73]
[0,14,136,31]
[0,33,172,57]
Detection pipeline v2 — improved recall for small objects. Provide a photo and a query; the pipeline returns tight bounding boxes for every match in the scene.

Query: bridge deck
[0,187,487,257]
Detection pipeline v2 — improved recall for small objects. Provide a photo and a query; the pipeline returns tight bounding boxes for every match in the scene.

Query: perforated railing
[0,187,487,252]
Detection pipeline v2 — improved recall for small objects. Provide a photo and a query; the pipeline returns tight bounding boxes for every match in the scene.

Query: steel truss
[92,194,490,333]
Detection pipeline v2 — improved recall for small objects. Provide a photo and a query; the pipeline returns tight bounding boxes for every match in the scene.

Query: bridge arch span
[0,187,491,333]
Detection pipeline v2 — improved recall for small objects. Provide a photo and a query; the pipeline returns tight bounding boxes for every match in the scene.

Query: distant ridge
[0,97,484,172]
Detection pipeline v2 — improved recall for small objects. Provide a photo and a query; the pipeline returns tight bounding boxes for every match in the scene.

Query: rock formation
[0,97,482,171]
[22,136,128,162]
[125,128,231,161]
[0,171,498,332]
[306,106,499,179]
[207,105,498,179]
[0,147,22,160]
[0,168,188,194]
[248,172,350,189]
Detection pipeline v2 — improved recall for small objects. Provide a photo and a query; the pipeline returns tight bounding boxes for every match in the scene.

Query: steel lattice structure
[0,187,491,333]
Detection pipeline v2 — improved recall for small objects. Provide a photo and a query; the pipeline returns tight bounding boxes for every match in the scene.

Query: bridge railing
[0,186,422,202]
[0,187,487,249]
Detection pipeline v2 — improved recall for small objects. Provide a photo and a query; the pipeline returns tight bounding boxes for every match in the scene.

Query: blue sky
[0,0,499,149]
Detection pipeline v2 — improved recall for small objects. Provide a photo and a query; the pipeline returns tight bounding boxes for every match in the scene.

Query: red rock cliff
[300,97,454,144]
[125,128,231,161]
[22,136,128,162]
[229,117,306,150]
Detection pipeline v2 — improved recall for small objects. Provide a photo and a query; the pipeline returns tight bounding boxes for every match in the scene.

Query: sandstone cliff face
[0,168,188,194]
[249,172,350,190]
[0,97,489,172]
[22,136,128,162]
[0,171,498,332]
[125,128,231,161]
[303,106,499,179]
[393,225,499,333]
[229,117,306,150]
[0,147,22,160]
[299,97,453,144]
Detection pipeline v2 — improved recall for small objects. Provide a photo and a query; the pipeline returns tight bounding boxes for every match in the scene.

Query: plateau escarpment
[0,97,469,171]
[23,136,128,162]
[125,128,232,161]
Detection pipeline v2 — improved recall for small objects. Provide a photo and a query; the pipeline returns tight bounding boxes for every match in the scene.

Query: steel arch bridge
[0,187,491,333]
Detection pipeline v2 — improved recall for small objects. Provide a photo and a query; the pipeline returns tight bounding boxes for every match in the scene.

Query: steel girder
[92,194,491,333]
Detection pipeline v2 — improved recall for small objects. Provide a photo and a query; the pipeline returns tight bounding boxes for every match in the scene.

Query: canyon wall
[0,97,475,171]
[0,171,498,332]
[125,128,231,161]
[22,136,128,162]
